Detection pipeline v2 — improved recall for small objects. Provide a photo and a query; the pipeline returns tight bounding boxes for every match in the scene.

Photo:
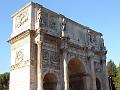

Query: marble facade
[8,2,109,90]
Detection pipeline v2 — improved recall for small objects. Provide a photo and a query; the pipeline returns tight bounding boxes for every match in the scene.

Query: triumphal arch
[8,2,110,90]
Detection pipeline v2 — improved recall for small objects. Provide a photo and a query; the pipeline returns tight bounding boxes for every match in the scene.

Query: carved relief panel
[42,49,60,70]
[49,15,57,30]
[15,49,24,64]
[42,36,60,70]
[12,6,32,36]
[36,8,59,36]
[42,12,49,27]
[94,61,102,73]
[15,9,29,28]
[11,48,30,71]
[67,21,86,46]
[67,42,86,60]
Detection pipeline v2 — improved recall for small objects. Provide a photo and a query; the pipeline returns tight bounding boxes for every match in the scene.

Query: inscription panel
[10,60,30,71]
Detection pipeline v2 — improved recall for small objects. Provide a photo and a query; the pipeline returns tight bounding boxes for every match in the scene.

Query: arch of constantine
[8,2,110,90]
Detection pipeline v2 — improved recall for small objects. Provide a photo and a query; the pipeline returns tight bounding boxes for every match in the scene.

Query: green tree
[107,60,117,90]
[114,65,120,90]
[107,60,117,76]
[0,72,9,90]
[107,60,120,90]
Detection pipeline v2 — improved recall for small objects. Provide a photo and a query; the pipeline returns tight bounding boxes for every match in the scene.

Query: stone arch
[96,78,101,90]
[68,58,87,90]
[67,57,87,73]
[43,73,57,90]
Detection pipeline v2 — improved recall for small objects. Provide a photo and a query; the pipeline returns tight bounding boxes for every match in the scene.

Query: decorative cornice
[11,2,35,17]
[94,50,107,56]
[7,30,35,44]
[68,42,87,51]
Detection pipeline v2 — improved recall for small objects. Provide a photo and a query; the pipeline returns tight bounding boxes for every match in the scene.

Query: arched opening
[68,59,87,90]
[43,73,57,90]
[96,78,101,90]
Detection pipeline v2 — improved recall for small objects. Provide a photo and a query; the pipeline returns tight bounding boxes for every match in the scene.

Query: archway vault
[43,73,57,90]
[68,58,87,90]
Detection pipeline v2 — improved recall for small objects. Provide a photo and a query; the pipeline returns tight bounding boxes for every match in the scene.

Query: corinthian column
[35,30,43,90]
[63,50,69,90]
[61,17,69,90]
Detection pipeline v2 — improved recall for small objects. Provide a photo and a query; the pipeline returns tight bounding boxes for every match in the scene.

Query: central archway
[43,73,57,90]
[68,59,87,90]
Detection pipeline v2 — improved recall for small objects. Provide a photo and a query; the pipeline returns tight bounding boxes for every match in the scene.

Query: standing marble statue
[61,18,67,38]
[37,8,44,27]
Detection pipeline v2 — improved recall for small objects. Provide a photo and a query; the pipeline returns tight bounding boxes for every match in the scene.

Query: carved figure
[37,8,43,26]
[15,50,24,64]
[61,18,67,37]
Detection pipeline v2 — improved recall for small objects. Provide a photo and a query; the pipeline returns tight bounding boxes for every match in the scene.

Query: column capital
[35,35,43,45]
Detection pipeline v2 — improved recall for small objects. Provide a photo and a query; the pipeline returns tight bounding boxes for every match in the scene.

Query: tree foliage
[107,60,120,90]
[0,72,9,90]
[114,66,120,90]
[107,60,117,76]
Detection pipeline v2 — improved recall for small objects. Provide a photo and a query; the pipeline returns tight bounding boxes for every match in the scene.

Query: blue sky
[0,0,120,73]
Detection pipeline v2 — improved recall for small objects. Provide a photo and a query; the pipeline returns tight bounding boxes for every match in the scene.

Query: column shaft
[91,60,97,90]
[63,51,69,90]
[37,41,43,90]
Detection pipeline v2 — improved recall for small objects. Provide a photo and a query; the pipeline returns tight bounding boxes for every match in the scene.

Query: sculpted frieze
[43,42,57,51]
[49,15,57,30]
[42,49,49,67]
[94,61,102,73]
[8,30,31,44]
[42,49,60,70]
[42,12,48,27]
[10,60,30,71]
[67,51,85,60]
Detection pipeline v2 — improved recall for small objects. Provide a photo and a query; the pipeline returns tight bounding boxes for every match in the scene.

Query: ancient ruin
[8,2,109,90]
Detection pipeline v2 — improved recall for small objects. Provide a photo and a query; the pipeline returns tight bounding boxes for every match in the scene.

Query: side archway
[68,58,87,90]
[43,73,57,90]
[96,78,101,90]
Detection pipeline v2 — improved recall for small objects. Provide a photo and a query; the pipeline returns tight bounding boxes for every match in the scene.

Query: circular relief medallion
[15,50,24,64]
